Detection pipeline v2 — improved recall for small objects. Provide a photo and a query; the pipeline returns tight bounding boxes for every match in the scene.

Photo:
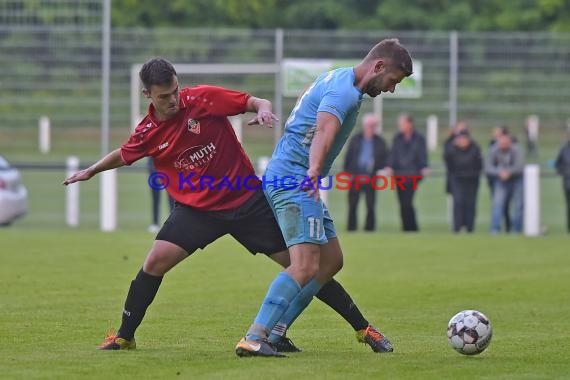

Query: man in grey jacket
[485,133,524,234]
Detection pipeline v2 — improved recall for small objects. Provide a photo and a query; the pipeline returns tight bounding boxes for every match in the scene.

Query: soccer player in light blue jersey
[236,39,413,357]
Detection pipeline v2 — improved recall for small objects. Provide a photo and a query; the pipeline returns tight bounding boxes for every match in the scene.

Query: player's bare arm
[305,111,341,198]
[246,96,278,127]
[62,148,125,185]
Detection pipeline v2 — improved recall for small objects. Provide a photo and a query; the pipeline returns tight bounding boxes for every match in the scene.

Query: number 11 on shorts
[307,217,321,239]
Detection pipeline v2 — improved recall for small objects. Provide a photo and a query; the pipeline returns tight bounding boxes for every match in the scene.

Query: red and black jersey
[121,85,258,211]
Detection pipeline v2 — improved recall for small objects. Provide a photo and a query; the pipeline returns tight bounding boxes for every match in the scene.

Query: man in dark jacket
[555,131,570,233]
[385,113,430,231]
[343,113,388,231]
[444,130,483,232]
[443,121,469,195]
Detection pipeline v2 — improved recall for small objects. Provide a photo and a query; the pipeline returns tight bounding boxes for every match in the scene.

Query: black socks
[316,278,369,332]
[117,269,163,341]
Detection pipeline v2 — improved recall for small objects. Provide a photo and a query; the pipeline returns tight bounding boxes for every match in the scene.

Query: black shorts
[156,188,287,256]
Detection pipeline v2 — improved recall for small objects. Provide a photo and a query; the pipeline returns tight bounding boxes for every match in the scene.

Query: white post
[131,64,142,132]
[523,164,540,237]
[449,31,458,128]
[526,115,539,142]
[427,114,438,152]
[320,176,330,205]
[65,156,80,227]
[373,96,383,134]
[100,169,117,231]
[274,28,284,146]
[100,0,111,156]
[230,116,243,143]
[447,194,453,229]
[39,116,51,154]
[257,156,270,176]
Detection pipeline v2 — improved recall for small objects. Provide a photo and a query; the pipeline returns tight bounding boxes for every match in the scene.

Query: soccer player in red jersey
[64,57,389,354]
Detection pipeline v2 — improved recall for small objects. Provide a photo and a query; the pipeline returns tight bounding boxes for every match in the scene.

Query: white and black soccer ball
[447,310,492,355]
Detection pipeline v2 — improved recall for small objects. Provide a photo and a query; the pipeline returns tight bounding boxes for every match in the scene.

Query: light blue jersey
[263,67,363,247]
[268,67,364,177]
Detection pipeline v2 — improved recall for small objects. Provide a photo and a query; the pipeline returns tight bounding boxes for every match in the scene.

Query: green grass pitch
[1,229,569,379]
[1,124,569,378]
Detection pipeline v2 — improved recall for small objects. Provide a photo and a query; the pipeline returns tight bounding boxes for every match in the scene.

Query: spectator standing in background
[443,121,469,196]
[343,113,389,231]
[487,125,514,232]
[147,157,174,233]
[385,113,429,232]
[444,130,483,232]
[443,121,469,228]
[554,129,570,233]
[485,133,524,234]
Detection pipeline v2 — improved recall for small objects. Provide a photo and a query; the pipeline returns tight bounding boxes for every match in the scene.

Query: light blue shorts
[263,172,337,247]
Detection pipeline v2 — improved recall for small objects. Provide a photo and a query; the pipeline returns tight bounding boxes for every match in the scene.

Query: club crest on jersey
[187,119,201,134]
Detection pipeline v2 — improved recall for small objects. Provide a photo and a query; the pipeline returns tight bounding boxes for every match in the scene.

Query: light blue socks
[246,271,301,342]
[268,277,323,343]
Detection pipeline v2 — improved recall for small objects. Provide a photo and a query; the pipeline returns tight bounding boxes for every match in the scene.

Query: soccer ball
[447,310,492,355]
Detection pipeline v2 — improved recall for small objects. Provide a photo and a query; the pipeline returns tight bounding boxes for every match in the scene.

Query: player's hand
[247,111,278,128]
[62,169,94,185]
[421,167,432,177]
[302,168,321,200]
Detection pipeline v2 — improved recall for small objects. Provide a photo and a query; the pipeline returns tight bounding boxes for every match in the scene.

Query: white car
[0,155,28,226]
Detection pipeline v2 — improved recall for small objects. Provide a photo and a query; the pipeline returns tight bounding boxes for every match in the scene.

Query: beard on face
[365,73,385,97]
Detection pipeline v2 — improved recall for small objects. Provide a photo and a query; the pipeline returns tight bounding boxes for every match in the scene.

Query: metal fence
[1,27,570,157]
[1,9,569,232]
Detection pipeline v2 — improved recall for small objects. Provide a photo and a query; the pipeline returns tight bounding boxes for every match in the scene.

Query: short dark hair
[399,112,414,124]
[139,57,177,90]
[364,38,413,76]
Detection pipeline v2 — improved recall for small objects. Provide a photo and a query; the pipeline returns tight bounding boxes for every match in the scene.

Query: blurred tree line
[112,0,570,32]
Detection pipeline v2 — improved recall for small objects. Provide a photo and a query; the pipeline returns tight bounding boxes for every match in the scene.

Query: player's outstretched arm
[305,112,342,199]
[62,148,125,186]
[245,96,278,127]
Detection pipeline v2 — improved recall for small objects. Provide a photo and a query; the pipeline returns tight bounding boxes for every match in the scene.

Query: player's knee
[143,254,163,275]
[288,263,319,286]
[143,241,188,276]
[334,255,344,273]
[143,250,171,276]
[300,261,320,282]
[319,255,343,280]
